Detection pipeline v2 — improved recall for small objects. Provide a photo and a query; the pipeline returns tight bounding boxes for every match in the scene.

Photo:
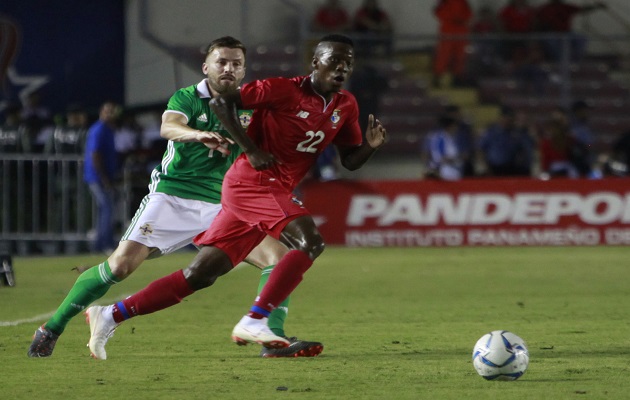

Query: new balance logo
[197,113,208,122]
[296,111,309,119]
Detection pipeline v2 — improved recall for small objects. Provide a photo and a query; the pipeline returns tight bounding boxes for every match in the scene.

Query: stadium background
[2,0,630,252]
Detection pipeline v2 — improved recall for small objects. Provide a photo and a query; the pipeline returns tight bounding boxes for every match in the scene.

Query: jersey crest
[239,111,253,128]
[331,109,341,125]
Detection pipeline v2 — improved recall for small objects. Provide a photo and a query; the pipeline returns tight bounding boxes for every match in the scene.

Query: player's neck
[309,75,333,104]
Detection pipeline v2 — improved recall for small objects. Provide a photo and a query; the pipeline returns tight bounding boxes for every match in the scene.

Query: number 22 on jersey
[296,131,325,153]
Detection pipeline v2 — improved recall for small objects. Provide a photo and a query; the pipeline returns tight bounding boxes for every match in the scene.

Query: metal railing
[0,154,94,254]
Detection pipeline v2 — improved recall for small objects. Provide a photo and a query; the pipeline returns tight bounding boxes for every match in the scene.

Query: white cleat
[84,305,119,360]
[231,316,290,349]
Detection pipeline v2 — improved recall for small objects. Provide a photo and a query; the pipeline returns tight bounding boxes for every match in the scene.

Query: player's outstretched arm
[209,90,277,170]
[161,112,233,155]
[338,114,387,171]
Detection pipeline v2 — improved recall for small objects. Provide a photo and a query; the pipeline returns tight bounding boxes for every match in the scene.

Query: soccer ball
[472,330,529,381]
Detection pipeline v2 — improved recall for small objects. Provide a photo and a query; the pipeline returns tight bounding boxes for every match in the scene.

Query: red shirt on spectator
[313,2,350,32]
[536,2,581,32]
[434,0,472,34]
[500,3,536,33]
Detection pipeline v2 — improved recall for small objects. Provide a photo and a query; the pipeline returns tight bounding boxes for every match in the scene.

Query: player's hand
[365,114,387,149]
[196,131,234,155]
[245,148,279,171]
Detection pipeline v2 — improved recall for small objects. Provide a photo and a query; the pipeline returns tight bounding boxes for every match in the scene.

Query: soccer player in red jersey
[105,34,387,350]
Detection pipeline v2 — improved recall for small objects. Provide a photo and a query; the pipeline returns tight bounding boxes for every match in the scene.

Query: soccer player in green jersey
[28,36,323,360]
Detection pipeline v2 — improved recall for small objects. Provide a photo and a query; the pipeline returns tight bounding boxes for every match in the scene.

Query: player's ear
[311,56,319,70]
[202,63,209,74]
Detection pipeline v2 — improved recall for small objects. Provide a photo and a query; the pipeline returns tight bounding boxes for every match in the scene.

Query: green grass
[1,247,629,400]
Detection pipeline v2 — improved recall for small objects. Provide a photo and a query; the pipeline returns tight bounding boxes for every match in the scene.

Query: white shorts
[120,192,221,258]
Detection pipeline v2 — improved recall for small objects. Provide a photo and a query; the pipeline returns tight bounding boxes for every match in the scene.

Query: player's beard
[208,76,238,95]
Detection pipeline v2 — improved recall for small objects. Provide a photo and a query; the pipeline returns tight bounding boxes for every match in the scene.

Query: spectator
[84,101,121,254]
[20,90,51,124]
[0,102,28,153]
[421,114,464,180]
[605,130,630,176]
[444,104,476,177]
[535,0,607,62]
[478,106,536,176]
[140,110,167,173]
[114,110,142,167]
[472,5,498,34]
[352,0,394,56]
[498,0,537,62]
[312,0,351,33]
[569,99,597,176]
[433,0,473,87]
[20,90,53,153]
[569,100,594,148]
[314,145,341,181]
[44,103,89,155]
[44,103,90,233]
[538,115,581,178]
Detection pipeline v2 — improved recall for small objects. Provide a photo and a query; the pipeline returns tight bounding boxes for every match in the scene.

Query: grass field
[1,246,629,400]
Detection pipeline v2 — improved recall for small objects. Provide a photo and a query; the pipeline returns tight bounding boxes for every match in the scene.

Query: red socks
[113,270,194,323]
[249,250,313,318]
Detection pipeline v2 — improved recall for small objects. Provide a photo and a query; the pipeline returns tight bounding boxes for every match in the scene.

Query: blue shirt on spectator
[84,119,118,183]
[479,122,534,176]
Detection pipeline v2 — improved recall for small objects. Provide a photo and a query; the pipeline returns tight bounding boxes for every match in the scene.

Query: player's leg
[84,194,221,359]
[249,215,323,319]
[29,194,163,357]
[232,215,323,349]
[85,245,233,360]
[88,206,262,359]
[244,236,290,336]
[244,236,324,357]
[28,240,150,358]
[225,180,321,349]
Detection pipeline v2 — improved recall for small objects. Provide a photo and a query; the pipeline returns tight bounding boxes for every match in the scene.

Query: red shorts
[193,175,310,266]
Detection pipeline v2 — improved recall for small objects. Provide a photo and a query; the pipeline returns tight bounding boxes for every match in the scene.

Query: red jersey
[539,136,573,171]
[434,0,472,34]
[536,3,580,32]
[315,7,349,30]
[229,75,363,190]
[499,5,536,33]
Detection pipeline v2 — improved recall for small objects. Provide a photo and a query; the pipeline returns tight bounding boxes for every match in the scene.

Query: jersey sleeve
[239,78,295,110]
[165,87,195,122]
[333,94,363,147]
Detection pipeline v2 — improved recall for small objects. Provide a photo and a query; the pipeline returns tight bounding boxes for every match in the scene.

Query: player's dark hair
[205,36,247,56]
[319,34,354,47]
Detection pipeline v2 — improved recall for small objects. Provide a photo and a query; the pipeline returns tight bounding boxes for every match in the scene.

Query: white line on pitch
[0,294,132,327]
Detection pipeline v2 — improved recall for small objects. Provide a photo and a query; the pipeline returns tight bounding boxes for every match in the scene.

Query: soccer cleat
[85,305,119,360]
[231,316,290,349]
[260,336,324,358]
[27,325,60,357]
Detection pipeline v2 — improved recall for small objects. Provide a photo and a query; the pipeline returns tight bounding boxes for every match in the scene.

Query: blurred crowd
[2,0,627,185]
[0,94,167,175]
[420,100,630,181]
[436,0,607,87]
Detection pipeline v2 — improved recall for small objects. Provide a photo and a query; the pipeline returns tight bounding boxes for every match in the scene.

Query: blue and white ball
[472,330,529,381]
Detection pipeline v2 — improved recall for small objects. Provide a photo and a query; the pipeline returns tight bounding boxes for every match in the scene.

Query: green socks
[258,265,289,337]
[45,261,119,335]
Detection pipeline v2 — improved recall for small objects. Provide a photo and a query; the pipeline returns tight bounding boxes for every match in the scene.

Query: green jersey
[148,79,252,203]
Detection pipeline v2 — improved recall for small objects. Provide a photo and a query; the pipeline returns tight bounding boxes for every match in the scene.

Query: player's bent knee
[108,255,142,280]
[108,241,152,279]
[310,240,326,260]
[302,237,325,260]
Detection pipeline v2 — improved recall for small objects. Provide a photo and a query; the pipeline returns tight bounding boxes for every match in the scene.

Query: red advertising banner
[298,178,630,246]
